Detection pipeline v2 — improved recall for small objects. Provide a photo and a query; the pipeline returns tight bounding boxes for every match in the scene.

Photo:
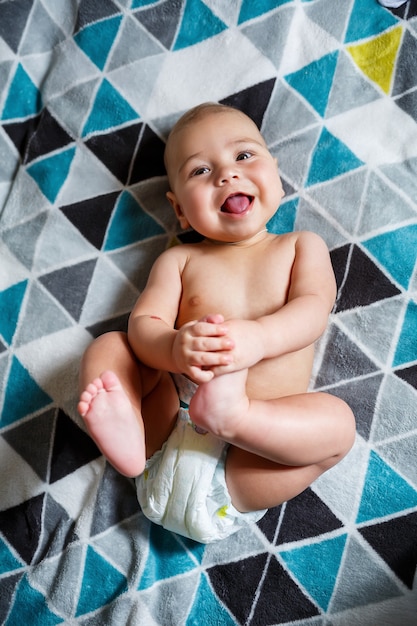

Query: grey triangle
[377,435,417,490]
[304,0,352,42]
[109,237,168,292]
[380,156,417,207]
[270,126,321,189]
[372,374,417,442]
[3,409,56,481]
[2,212,48,270]
[331,535,402,613]
[33,209,97,274]
[336,297,404,367]
[262,81,319,146]
[358,172,417,236]
[306,170,367,236]
[14,282,74,347]
[327,51,381,119]
[48,79,100,138]
[107,16,164,71]
[20,2,65,55]
[203,0,241,26]
[133,0,182,50]
[295,197,348,250]
[242,9,294,69]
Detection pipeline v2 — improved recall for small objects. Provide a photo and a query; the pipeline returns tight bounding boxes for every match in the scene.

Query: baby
[78,103,355,543]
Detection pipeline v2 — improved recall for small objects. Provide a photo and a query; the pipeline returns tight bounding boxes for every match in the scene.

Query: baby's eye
[191,166,210,176]
[236,151,252,161]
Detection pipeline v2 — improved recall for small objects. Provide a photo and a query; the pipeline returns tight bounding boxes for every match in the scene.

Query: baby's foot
[189,369,250,441]
[78,370,145,477]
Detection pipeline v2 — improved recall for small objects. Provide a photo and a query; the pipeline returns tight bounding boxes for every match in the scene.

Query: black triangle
[256,505,282,542]
[75,0,121,32]
[86,312,130,338]
[3,409,56,481]
[61,191,119,250]
[251,557,320,623]
[277,488,343,544]
[50,410,101,483]
[0,494,44,564]
[90,464,138,536]
[208,553,269,624]
[39,259,97,322]
[129,125,166,184]
[319,373,383,440]
[3,113,42,161]
[221,78,277,129]
[359,512,417,588]
[395,364,417,390]
[133,0,182,50]
[396,89,417,124]
[0,0,33,52]
[315,324,379,387]
[24,108,74,163]
[85,123,143,184]
[331,244,401,313]
[37,494,79,560]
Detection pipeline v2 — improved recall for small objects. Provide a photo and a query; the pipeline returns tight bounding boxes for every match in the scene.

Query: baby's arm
[128,249,233,382]
[210,232,336,373]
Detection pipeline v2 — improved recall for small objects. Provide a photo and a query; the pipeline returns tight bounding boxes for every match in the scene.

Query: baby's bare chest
[177,251,291,324]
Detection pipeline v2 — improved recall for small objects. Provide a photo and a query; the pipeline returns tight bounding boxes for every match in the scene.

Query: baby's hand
[172,315,234,383]
[208,318,266,375]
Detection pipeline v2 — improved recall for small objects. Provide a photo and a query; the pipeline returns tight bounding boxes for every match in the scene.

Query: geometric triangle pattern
[1,0,417,624]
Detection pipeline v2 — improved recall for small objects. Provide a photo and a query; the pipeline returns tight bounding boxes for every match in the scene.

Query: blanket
[1,0,417,624]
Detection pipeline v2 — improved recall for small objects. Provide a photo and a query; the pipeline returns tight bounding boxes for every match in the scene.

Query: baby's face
[166,110,284,243]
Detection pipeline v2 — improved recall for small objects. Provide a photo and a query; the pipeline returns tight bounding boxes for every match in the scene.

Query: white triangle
[326,99,417,167]
[279,7,340,75]
[312,435,368,524]
[145,29,276,118]
[1,168,51,230]
[0,240,29,291]
[57,143,123,207]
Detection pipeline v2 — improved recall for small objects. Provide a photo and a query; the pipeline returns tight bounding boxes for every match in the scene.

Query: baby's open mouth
[221,193,253,214]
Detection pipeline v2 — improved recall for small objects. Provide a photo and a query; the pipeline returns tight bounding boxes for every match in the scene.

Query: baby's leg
[190,370,355,469]
[78,332,178,477]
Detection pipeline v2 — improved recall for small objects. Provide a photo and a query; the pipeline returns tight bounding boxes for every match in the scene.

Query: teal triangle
[173,0,227,50]
[363,224,417,290]
[76,546,128,616]
[104,190,165,250]
[238,0,291,24]
[0,536,24,574]
[6,574,63,625]
[285,52,339,117]
[306,127,364,186]
[1,63,42,120]
[1,356,52,427]
[280,534,347,611]
[138,524,200,591]
[82,79,139,136]
[267,198,298,234]
[394,300,417,367]
[0,280,27,345]
[186,573,236,626]
[131,0,157,6]
[345,0,398,44]
[74,15,122,70]
[356,450,417,523]
[27,146,76,203]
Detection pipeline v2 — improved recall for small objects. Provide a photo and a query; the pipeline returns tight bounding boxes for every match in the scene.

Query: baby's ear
[166,191,190,229]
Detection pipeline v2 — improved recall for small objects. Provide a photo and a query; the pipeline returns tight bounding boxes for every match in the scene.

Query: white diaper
[136,373,266,543]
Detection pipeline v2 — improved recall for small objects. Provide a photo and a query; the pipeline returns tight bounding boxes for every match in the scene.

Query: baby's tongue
[222,194,250,214]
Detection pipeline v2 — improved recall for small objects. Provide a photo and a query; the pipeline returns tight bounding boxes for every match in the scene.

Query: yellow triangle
[347,26,402,95]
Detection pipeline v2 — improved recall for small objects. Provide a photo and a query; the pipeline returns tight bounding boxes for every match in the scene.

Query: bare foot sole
[78,370,145,477]
[189,369,250,440]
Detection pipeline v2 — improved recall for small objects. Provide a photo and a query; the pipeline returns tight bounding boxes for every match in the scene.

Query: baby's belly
[246,346,314,400]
